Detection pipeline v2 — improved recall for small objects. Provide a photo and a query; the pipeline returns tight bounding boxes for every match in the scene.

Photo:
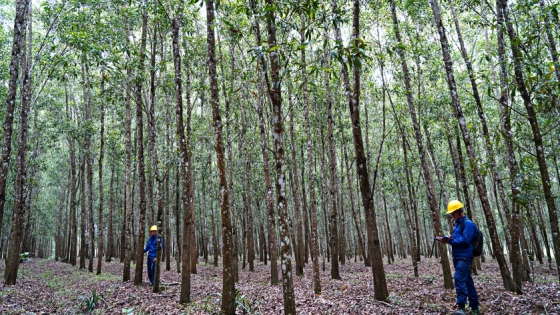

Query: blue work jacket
[448,216,475,258]
[143,234,164,258]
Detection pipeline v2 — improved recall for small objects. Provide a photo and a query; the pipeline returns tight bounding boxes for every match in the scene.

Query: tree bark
[96,73,106,275]
[249,0,279,285]
[205,0,235,312]
[4,7,31,284]
[263,1,297,312]
[289,95,304,277]
[122,5,133,282]
[0,0,30,232]
[335,0,389,301]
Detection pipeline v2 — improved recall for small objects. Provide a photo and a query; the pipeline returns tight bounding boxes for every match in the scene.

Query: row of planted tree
[1,0,559,313]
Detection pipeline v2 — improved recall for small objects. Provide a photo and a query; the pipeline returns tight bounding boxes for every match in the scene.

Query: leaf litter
[0,257,558,314]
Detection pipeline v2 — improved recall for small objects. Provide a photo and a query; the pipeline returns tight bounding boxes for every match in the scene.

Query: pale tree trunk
[263,1,296,312]
[133,10,148,286]
[301,29,321,295]
[122,5,133,282]
[0,0,30,232]
[323,37,340,279]
[66,83,78,266]
[4,6,31,284]
[289,97,304,276]
[499,0,560,282]
[79,145,86,269]
[96,72,106,275]
[81,63,94,274]
[539,0,560,85]
[249,0,279,285]
[429,0,514,291]
[391,0,453,289]
[335,0,389,301]
[205,0,235,312]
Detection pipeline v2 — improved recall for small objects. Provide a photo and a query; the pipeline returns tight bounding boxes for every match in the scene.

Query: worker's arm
[449,221,474,247]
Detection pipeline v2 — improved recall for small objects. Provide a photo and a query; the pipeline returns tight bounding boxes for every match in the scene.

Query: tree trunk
[122,5,133,282]
[0,0,30,232]
[499,0,560,282]
[96,73,106,275]
[4,7,31,284]
[205,1,235,312]
[289,94,304,277]
[263,1,297,312]
[335,0,389,301]
[429,0,514,291]
[324,39,341,279]
[133,10,148,286]
[249,0,279,285]
[106,166,114,262]
[391,0,453,289]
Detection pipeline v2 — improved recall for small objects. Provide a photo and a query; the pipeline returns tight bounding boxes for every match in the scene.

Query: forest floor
[0,256,558,314]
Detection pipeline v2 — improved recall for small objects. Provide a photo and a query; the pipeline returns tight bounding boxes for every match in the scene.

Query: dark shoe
[454,309,466,315]
[471,308,481,315]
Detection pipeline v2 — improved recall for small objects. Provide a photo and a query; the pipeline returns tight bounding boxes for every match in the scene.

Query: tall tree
[96,72,106,275]
[0,0,30,232]
[205,0,236,312]
[5,2,32,283]
[334,0,389,301]
[133,9,149,286]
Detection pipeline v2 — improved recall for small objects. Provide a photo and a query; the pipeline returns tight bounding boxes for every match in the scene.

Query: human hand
[435,236,452,243]
[153,258,157,263]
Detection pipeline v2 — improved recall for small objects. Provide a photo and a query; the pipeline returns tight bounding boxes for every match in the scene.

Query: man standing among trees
[436,200,480,315]
[143,225,163,286]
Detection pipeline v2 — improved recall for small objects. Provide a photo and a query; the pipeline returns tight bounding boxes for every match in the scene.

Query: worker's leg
[465,257,479,310]
[453,257,470,308]
[147,256,155,285]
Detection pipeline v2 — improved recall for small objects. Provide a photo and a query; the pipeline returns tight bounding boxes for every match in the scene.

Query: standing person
[436,200,480,315]
[143,225,164,285]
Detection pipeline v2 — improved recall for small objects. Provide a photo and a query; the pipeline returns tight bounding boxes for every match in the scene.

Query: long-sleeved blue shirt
[448,216,475,258]
[143,234,164,258]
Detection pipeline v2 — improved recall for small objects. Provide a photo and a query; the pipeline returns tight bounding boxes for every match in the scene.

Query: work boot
[470,308,481,315]
[454,305,466,315]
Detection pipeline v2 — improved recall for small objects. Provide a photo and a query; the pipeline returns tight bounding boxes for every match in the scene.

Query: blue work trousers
[147,256,156,285]
[453,257,479,309]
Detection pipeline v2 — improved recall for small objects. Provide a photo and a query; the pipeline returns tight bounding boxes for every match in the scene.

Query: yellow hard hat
[150,225,158,231]
[447,200,464,214]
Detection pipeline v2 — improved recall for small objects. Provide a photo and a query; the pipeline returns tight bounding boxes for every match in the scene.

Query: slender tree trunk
[429,0,514,291]
[324,40,340,279]
[0,0,30,231]
[499,0,560,282]
[205,1,235,312]
[249,0,279,285]
[133,10,148,285]
[242,115,255,272]
[391,0,453,289]
[495,0,523,291]
[263,1,296,312]
[96,73,106,275]
[4,8,31,284]
[289,96,304,277]
[334,0,389,301]
[106,166,114,262]
[122,6,133,282]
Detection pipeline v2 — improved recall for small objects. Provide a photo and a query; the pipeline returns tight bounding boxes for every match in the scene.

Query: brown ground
[0,256,558,314]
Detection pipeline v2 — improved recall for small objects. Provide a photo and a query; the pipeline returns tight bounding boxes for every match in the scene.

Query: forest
[0,0,559,313]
